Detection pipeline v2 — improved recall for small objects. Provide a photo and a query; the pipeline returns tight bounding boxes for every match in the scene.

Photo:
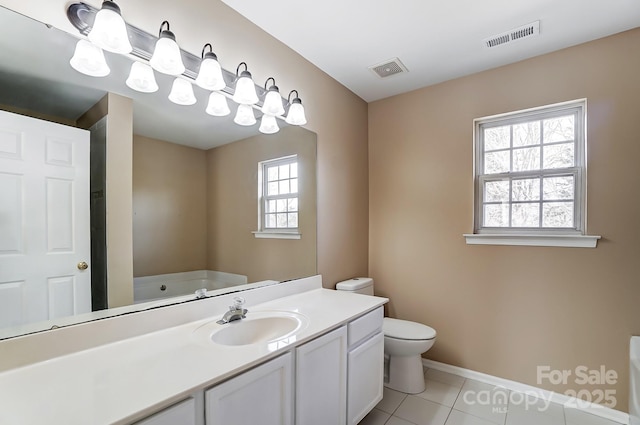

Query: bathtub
[632,336,640,425]
[133,270,248,303]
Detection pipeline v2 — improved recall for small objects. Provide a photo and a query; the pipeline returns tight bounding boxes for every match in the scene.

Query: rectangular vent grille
[369,58,408,79]
[484,21,540,48]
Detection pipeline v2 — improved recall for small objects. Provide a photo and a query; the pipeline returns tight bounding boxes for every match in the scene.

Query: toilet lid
[383,318,436,340]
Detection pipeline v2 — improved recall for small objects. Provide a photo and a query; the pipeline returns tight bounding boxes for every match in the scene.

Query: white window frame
[464,99,600,248]
[253,154,301,240]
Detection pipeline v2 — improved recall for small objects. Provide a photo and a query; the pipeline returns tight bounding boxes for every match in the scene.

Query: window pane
[513,147,540,172]
[513,122,540,147]
[267,166,278,182]
[543,176,574,200]
[268,182,278,196]
[276,199,287,212]
[287,198,298,212]
[279,180,290,194]
[484,126,510,151]
[279,164,290,179]
[290,178,299,194]
[288,213,298,228]
[484,180,509,202]
[290,163,298,178]
[512,178,540,201]
[267,200,277,213]
[543,143,574,169]
[265,213,276,228]
[543,115,574,143]
[543,202,574,227]
[484,204,509,227]
[511,203,540,227]
[484,151,510,174]
[277,213,288,228]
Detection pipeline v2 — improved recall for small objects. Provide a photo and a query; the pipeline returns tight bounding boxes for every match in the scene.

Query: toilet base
[384,354,425,394]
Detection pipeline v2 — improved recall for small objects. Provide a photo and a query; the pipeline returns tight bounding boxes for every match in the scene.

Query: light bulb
[69,39,110,77]
[233,70,259,105]
[286,99,307,126]
[126,62,158,93]
[149,23,185,76]
[87,1,132,54]
[196,52,225,91]
[262,90,285,116]
[168,78,196,106]
[259,115,280,134]
[234,104,256,126]
[206,92,231,116]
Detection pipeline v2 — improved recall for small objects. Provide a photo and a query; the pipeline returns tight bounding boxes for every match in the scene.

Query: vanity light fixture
[126,61,159,93]
[234,104,257,126]
[87,0,132,54]
[261,77,285,116]
[285,90,307,126]
[149,21,185,76]
[196,43,225,91]
[259,114,280,134]
[232,62,259,105]
[69,39,111,77]
[168,78,197,105]
[206,92,231,117]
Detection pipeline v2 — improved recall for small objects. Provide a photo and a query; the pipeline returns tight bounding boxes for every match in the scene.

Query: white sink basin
[193,311,308,347]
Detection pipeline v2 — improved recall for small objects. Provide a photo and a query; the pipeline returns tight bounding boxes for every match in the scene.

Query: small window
[257,155,299,237]
[474,100,586,234]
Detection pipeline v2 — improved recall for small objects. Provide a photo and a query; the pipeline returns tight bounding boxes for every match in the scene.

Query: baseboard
[422,359,629,425]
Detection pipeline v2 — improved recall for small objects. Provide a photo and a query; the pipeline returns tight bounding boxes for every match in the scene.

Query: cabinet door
[296,326,347,425]
[347,332,384,425]
[205,352,293,425]
[134,397,196,425]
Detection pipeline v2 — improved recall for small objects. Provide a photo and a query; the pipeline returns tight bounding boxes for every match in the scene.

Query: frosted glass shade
[232,72,259,105]
[206,92,231,117]
[196,56,225,91]
[88,2,132,54]
[150,36,185,76]
[286,101,307,126]
[126,62,158,93]
[234,104,256,126]
[259,114,280,134]
[69,40,110,77]
[261,90,285,116]
[168,78,196,106]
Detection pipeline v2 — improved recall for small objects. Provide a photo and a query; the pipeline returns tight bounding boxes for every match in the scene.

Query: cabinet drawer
[348,306,383,348]
[133,397,196,425]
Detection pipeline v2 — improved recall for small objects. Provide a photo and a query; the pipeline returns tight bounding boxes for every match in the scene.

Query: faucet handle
[231,296,245,310]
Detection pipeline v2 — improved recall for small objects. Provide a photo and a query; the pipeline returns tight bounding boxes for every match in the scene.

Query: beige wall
[132,135,208,277]
[2,0,370,288]
[206,126,317,282]
[369,28,640,412]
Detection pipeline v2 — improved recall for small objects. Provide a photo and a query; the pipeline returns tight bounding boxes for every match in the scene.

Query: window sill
[463,233,600,248]
[253,231,301,240]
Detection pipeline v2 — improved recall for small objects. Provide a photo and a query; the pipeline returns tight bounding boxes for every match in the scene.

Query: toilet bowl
[336,278,437,394]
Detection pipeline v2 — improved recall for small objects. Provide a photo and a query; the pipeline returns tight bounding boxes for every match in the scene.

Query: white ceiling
[221,0,640,102]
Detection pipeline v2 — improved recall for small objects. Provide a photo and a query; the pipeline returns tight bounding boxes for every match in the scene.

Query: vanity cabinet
[295,326,348,425]
[134,397,197,425]
[204,352,293,425]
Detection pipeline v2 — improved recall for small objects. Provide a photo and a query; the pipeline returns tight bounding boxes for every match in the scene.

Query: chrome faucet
[216,297,248,324]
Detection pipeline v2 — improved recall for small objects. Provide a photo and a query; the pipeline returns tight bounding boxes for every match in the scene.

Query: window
[255,155,300,239]
[466,100,599,247]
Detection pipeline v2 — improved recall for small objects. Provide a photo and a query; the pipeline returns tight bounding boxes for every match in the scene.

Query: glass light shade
[69,39,110,77]
[196,56,225,91]
[286,101,307,126]
[206,92,230,116]
[87,2,132,54]
[234,104,256,126]
[259,114,280,134]
[261,90,285,116]
[232,71,259,105]
[150,36,185,76]
[126,62,158,93]
[168,78,196,106]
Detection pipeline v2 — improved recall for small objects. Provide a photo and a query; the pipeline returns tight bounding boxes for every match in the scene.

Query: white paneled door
[0,110,90,329]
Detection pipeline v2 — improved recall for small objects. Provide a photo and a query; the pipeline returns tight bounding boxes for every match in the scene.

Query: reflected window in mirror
[257,155,300,238]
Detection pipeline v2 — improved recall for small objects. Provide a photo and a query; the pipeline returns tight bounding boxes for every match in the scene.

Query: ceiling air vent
[483,21,540,48]
[369,58,408,79]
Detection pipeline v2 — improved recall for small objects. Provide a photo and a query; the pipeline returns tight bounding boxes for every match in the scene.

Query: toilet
[336,278,436,394]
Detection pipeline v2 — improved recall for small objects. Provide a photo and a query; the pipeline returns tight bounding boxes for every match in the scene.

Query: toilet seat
[383,318,436,340]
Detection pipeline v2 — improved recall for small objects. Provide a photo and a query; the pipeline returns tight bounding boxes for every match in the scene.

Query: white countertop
[0,288,386,425]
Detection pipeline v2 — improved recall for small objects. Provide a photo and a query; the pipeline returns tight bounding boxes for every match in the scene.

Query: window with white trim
[474,100,586,234]
[258,155,299,234]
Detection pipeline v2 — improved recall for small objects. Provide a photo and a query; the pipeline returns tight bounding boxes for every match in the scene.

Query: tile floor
[359,368,625,425]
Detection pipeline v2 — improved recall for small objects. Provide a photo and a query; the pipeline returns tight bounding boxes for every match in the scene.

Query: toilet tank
[336,278,374,296]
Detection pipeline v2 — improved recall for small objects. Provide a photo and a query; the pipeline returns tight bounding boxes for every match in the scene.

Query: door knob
[77,261,89,271]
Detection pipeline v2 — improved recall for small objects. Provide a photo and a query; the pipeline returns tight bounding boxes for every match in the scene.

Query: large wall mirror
[0,6,317,339]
